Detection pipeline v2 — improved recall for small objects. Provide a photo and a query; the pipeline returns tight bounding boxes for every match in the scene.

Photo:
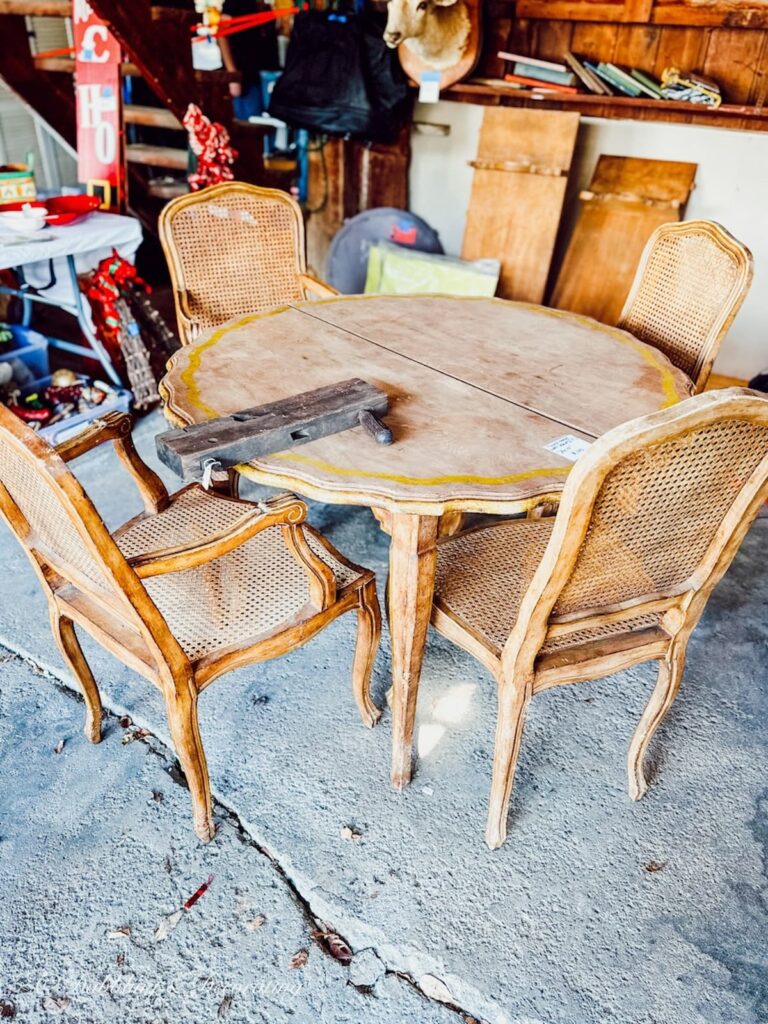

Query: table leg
[388,512,439,790]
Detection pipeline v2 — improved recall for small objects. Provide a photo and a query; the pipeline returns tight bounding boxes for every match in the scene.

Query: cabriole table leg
[388,512,439,790]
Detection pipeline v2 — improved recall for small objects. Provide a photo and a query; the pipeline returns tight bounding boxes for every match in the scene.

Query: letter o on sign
[95,121,116,164]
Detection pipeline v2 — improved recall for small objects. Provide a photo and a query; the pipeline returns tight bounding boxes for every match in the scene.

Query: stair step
[126,144,188,171]
[34,56,141,75]
[124,104,182,129]
[0,0,70,14]
[146,177,189,200]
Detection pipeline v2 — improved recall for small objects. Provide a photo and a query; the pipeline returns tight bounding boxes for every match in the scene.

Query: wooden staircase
[0,0,281,232]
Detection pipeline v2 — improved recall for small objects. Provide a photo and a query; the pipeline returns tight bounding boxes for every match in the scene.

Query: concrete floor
[0,411,766,1024]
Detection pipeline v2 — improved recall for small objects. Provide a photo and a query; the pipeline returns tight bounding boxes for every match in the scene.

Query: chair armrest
[126,491,308,578]
[299,273,339,301]
[56,411,169,515]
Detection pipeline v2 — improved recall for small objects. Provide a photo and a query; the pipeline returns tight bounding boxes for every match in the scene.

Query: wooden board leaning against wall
[550,155,697,325]
[462,107,580,303]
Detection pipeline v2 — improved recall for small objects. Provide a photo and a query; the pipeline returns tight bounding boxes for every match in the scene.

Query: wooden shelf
[442,81,768,132]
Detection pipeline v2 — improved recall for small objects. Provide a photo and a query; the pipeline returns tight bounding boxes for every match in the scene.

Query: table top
[162,295,693,515]
[0,212,141,271]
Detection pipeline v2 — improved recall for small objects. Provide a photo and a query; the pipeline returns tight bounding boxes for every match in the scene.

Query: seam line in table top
[291,302,603,440]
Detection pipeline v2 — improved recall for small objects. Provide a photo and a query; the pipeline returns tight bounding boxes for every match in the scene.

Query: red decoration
[85,249,149,334]
[183,103,238,191]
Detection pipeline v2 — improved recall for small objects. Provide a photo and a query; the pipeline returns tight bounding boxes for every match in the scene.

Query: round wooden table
[162,295,693,788]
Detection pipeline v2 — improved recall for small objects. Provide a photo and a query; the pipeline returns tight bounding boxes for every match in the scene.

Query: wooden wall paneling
[533,19,577,60]
[480,1,515,77]
[749,31,768,105]
[612,23,663,66]
[461,107,581,303]
[651,0,768,27]
[517,0,653,22]
[570,20,625,61]
[549,155,697,325]
[701,27,767,103]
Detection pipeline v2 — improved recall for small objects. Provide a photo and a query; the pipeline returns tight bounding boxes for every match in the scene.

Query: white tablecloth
[0,212,143,307]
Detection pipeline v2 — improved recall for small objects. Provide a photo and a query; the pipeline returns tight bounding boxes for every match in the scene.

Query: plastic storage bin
[15,374,131,446]
[0,324,49,378]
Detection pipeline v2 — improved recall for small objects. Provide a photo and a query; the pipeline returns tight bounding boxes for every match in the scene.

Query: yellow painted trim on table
[269,451,571,488]
[173,295,688,487]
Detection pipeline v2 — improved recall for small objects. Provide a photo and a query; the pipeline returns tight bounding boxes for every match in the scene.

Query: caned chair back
[506,389,768,663]
[159,182,307,346]
[0,408,182,660]
[617,221,753,393]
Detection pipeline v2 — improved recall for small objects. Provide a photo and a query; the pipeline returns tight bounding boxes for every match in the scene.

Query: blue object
[233,83,265,121]
[17,374,132,446]
[296,129,310,204]
[0,324,49,378]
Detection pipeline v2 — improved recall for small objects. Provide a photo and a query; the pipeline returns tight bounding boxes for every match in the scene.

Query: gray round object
[326,207,443,294]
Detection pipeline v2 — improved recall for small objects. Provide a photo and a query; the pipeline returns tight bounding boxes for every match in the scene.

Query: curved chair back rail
[617,220,753,393]
[431,388,768,848]
[158,181,337,346]
[0,407,380,842]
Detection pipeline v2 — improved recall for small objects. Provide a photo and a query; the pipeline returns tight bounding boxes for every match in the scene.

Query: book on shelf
[583,61,617,95]
[630,68,664,99]
[497,51,568,72]
[512,61,576,86]
[503,73,580,94]
[594,63,643,97]
[563,51,612,96]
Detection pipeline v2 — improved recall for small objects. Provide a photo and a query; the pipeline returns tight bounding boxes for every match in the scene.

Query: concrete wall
[410,101,768,380]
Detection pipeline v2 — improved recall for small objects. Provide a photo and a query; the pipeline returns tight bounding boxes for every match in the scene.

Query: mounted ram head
[383,0,471,72]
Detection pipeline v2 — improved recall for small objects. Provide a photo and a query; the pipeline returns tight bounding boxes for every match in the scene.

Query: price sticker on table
[544,434,591,462]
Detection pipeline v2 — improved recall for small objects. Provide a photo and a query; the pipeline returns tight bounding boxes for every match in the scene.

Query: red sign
[73,0,124,210]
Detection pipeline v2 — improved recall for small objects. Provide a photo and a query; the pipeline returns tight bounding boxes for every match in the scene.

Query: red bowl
[43,194,101,225]
[0,195,101,225]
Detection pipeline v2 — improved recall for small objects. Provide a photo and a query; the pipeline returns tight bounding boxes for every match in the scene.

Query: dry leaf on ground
[644,861,668,873]
[289,949,308,969]
[313,930,353,965]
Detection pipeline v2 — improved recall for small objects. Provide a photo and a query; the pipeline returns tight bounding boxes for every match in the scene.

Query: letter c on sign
[80,24,110,62]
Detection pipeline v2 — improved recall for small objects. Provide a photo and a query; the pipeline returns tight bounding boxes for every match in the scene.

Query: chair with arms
[0,408,381,842]
[429,388,768,848]
[159,181,338,347]
[617,220,753,393]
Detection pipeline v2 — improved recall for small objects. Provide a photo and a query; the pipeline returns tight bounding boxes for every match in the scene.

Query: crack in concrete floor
[0,640,488,1024]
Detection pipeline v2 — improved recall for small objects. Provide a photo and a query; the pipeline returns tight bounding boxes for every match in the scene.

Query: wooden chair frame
[430,388,768,848]
[617,220,753,394]
[158,181,338,347]
[0,409,381,841]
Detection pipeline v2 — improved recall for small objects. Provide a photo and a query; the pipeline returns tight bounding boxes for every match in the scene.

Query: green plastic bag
[364,241,499,297]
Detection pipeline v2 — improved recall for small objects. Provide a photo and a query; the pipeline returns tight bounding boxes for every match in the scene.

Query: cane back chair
[430,388,768,848]
[0,408,381,841]
[617,220,753,393]
[159,182,338,347]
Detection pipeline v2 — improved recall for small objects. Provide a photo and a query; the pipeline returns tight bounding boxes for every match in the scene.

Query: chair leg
[485,678,531,850]
[209,469,240,498]
[165,681,215,842]
[352,579,382,728]
[49,606,102,743]
[628,644,685,801]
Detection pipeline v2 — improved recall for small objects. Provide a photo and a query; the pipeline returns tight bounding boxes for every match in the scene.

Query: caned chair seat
[0,410,382,843]
[115,486,363,662]
[435,519,661,658]
[426,389,768,849]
